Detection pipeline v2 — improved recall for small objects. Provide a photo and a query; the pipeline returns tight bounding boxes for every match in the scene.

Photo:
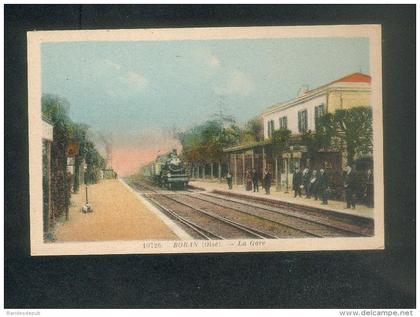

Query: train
[142,149,189,189]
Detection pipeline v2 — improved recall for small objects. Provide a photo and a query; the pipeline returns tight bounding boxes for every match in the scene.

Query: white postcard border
[28,25,384,256]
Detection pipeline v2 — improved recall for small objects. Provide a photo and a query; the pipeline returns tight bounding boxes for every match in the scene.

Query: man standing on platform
[343,165,356,209]
[302,167,311,198]
[226,171,233,190]
[263,169,272,195]
[252,168,259,192]
[292,167,302,197]
[309,170,319,200]
[318,168,328,205]
[365,168,374,208]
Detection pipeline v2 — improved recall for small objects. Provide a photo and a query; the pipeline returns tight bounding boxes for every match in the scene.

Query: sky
[42,37,369,175]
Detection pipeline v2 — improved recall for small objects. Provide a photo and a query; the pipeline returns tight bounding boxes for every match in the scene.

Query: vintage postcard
[28,25,384,256]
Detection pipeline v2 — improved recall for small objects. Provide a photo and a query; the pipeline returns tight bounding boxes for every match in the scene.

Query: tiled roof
[333,72,371,83]
[304,72,371,95]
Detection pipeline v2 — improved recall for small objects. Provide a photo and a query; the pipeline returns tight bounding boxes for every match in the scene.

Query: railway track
[207,190,374,236]
[142,194,222,240]
[190,192,372,237]
[128,180,371,239]
[131,180,275,239]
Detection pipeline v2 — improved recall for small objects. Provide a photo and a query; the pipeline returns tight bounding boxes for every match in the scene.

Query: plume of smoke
[96,132,114,169]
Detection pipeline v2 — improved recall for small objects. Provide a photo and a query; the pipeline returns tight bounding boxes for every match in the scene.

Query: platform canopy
[223,140,271,153]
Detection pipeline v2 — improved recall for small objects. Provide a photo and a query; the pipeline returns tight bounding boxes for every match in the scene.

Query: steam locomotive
[143,149,189,189]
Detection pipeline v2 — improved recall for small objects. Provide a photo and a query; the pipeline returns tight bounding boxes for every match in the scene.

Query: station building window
[279,116,287,129]
[298,109,308,133]
[314,104,325,126]
[267,120,275,138]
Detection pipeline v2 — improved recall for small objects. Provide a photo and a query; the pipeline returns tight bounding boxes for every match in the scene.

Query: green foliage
[271,128,292,152]
[42,94,71,125]
[42,94,105,221]
[313,107,373,165]
[42,95,72,220]
[301,113,336,159]
[300,130,315,158]
[177,114,266,165]
[314,113,335,150]
[244,116,264,142]
[85,141,106,184]
[177,119,241,164]
[239,131,258,144]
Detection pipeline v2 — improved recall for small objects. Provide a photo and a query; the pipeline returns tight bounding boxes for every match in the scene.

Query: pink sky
[111,147,157,177]
[109,136,181,177]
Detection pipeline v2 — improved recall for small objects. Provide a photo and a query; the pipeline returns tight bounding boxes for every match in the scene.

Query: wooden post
[48,141,53,229]
[262,146,266,172]
[234,154,238,186]
[202,164,205,179]
[210,163,214,179]
[285,154,289,193]
[242,152,245,186]
[275,156,279,191]
[251,149,255,169]
[218,161,222,182]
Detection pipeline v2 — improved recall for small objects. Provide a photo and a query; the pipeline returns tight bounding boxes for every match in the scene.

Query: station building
[223,72,372,190]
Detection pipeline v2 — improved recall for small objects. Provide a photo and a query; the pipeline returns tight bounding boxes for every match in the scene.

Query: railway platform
[53,179,183,242]
[189,179,375,220]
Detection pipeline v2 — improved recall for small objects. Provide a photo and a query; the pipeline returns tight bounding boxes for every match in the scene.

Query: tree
[42,94,72,221]
[244,116,264,142]
[315,107,373,166]
[178,119,241,165]
[42,94,106,224]
[42,94,71,124]
[177,125,206,164]
[177,118,242,179]
[85,141,106,184]
[271,128,291,152]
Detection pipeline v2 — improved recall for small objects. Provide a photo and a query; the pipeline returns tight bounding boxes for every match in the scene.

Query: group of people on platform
[291,165,358,208]
[226,164,362,209]
[226,168,273,194]
[292,167,329,205]
[291,167,328,205]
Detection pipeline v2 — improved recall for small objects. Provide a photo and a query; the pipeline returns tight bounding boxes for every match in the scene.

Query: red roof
[333,72,371,83]
[301,72,371,97]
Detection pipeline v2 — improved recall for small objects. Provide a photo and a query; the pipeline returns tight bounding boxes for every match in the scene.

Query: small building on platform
[223,72,372,190]
[223,140,270,186]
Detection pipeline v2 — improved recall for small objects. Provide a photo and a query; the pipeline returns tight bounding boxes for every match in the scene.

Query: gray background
[4,4,416,308]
